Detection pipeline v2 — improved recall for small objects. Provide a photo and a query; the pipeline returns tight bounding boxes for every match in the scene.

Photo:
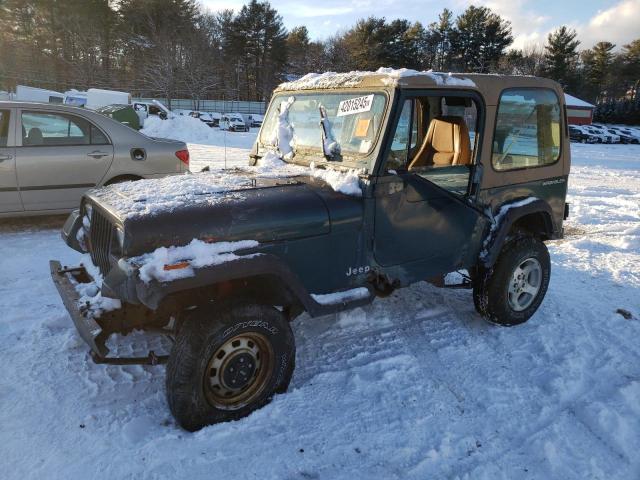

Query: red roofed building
[565,93,595,125]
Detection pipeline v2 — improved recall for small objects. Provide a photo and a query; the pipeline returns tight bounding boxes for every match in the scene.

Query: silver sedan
[0,101,189,217]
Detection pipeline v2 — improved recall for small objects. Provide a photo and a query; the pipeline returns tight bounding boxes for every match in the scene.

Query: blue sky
[202,0,640,50]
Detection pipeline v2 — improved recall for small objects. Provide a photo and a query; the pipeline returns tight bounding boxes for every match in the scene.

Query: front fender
[131,253,374,317]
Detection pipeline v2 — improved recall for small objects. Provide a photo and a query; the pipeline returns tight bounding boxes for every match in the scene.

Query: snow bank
[129,239,259,283]
[311,287,370,305]
[141,115,255,148]
[2,142,640,480]
[279,68,476,90]
[142,115,217,143]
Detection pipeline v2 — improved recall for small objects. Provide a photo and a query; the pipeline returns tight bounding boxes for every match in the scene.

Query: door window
[492,88,561,171]
[386,99,414,171]
[0,110,9,147]
[383,95,478,196]
[21,112,109,146]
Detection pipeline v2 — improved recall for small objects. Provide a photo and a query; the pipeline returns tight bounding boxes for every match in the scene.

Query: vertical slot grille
[88,207,114,276]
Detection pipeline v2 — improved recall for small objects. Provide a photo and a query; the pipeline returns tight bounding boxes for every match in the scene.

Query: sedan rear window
[21,111,109,147]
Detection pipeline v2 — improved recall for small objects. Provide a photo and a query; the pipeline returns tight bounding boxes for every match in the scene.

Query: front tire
[166,304,295,431]
[473,236,550,326]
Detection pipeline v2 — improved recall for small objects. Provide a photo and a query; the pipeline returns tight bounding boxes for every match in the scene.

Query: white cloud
[200,0,246,12]
[455,0,550,50]
[577,0,640,49]
[282,5,355,17]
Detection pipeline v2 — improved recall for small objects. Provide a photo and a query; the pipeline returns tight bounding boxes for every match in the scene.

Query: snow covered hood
[89,170,265,221]
[88,156,361,222]
[83,159,364,257]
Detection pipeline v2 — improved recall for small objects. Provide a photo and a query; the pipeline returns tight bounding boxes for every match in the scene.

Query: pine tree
[286,26,311,78]
[340,17,427,71]
[543,26,580,91]
[620,39,640,100]
[230,0,287,101]
[431,9,454,71]
[449,6,512,73]
[581,41,615,102]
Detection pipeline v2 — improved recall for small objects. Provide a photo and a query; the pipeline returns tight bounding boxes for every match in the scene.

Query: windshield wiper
[319,104,341,160]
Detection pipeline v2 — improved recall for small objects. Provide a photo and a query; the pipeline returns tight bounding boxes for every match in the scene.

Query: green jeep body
[51,71,570,429]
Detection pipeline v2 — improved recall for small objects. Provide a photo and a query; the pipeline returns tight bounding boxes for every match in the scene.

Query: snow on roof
[565,93,595,109]
[277,68,476,91]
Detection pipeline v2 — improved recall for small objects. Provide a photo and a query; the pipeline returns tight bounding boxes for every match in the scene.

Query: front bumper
[50,260,168,365]
[49,260,109,357]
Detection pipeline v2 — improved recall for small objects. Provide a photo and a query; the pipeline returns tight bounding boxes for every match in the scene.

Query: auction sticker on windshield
[337,94,374,117]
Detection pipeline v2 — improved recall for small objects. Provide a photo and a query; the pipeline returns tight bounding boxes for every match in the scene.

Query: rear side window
[492,88,561,171]
[0,110,9,147]
[91,125,109,145]
[22,111,109,146]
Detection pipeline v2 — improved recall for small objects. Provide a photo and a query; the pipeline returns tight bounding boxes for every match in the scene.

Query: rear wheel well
[509,211,553,240]
[104,174,143,186]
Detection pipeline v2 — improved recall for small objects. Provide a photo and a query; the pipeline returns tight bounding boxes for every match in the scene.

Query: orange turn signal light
[163,261,190,271]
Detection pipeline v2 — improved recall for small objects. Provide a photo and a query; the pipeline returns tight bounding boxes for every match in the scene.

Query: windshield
[260,92,386,157]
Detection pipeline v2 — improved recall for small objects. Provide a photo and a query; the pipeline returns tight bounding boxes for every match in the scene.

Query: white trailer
[15,85,65,103]
[85,88,131,110]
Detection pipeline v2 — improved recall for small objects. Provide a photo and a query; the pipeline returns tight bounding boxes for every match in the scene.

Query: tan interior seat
[408,116,471,169]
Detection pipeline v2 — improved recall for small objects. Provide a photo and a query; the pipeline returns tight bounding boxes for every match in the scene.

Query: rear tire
[473,236,550,326]
[166,304,295,431]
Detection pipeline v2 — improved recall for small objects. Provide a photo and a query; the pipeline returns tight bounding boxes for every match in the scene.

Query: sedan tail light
[175,149,190,167]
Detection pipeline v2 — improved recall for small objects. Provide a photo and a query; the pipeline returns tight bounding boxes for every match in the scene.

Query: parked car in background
[188,111,216,127]
[0,101,189,217]
[219,113,249,132]
[247,114,263,127]
[569,125,598,143]
[133,101,171,126]
[604,128,636,144]
[607,126,640,144]
[580,126,608,143]
[588,124,619,143]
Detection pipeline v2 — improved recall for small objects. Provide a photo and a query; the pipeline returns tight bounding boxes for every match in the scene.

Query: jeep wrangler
[51,71,570,431]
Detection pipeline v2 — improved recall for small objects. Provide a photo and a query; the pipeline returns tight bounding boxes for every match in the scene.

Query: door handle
[0,154,12,162]
[87,151,108,159]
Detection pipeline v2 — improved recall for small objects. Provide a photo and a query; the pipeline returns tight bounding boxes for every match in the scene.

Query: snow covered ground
[1,137,639,479]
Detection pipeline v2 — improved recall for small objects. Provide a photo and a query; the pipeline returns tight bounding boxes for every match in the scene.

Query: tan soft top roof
[275,69,563,106]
